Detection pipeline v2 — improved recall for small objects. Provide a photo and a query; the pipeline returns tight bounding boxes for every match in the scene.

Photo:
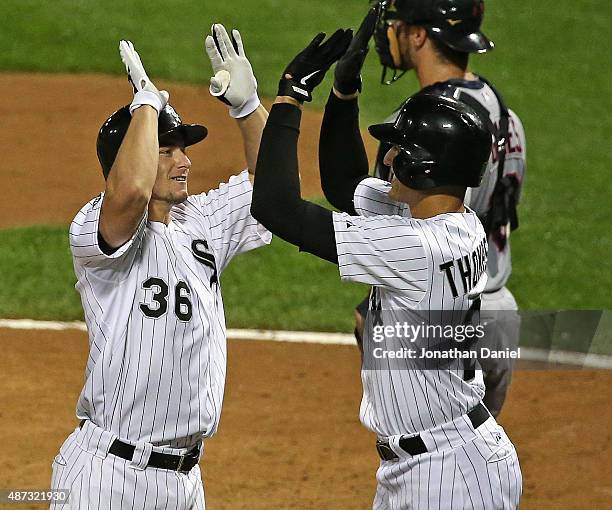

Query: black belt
[376,403,490,462]
[79,420,200,473]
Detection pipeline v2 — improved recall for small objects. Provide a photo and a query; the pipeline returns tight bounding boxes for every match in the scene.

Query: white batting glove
[205,24,260,118]
[119,40,169,115]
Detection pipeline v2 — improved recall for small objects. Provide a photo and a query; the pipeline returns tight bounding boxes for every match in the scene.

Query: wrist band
[129,90,165,116]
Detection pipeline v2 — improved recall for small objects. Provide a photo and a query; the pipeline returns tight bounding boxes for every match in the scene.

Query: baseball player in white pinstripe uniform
[345,168,522,510]
[50,25,270,509]
[320,0,527,418]
[250,22,522,509]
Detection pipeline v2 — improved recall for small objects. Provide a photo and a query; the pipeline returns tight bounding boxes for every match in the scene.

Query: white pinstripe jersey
[69,170,270,447]
[333,179,487,437]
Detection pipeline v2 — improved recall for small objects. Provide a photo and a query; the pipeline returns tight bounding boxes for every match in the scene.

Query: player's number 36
[139,277,193,322]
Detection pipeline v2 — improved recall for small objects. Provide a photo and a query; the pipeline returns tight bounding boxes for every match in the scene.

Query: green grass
[0,0,611,318]
[519,310,612,354]
[0,226,81,320]
[1,226,610,345]
[0,226,367,330]
[3,1,608,120]
[222,235,367,331]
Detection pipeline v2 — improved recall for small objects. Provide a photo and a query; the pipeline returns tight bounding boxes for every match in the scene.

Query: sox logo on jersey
[50,170,270,509]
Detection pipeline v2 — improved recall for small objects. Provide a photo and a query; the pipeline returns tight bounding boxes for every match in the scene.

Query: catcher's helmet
[97,104,208,179]
[373,0,494,82]
[368,91,493,190]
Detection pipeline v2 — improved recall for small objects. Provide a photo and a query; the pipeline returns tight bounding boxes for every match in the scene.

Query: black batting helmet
[368,91,493,190]
[96,104,208,179]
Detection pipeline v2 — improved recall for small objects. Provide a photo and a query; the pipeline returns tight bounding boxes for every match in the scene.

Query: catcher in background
[319,0,527,417]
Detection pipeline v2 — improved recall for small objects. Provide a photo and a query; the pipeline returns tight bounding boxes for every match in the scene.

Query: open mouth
[171,176,187,182]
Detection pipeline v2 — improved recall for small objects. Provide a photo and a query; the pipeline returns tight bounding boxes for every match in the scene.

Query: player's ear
[410,25,428,50]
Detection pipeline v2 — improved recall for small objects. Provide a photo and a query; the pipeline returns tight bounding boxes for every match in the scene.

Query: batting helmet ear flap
[392,145,438,189]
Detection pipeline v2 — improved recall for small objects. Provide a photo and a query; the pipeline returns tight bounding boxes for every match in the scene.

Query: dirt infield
[0,73,378,229]
[1,328,611,509]
[1,73,611,508]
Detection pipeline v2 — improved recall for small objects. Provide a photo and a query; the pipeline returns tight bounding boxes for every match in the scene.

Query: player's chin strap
[473,75,519,243]
[381,65,407,85]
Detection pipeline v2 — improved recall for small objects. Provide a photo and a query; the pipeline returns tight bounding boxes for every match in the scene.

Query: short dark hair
[430,36,469,70]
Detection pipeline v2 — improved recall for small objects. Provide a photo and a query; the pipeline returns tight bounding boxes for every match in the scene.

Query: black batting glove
[334,4,382,95]
[278,29,353,103]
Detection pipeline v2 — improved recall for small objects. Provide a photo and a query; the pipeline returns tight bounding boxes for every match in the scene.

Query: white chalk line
[1,319,611,369]
[0,319,355,345]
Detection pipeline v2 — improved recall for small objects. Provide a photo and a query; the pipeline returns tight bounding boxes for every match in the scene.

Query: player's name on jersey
[440,237,487,298]
[370,347,521,360]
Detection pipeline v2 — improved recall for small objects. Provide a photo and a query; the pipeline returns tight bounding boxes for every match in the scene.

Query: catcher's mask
[371,0,494,84]
[368,91,493,190]
[96,104,208,179]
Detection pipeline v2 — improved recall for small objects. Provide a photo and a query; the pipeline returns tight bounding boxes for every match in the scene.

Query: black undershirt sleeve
[319,91,370,215]
[251,103,338,264]
[98,230,119,255]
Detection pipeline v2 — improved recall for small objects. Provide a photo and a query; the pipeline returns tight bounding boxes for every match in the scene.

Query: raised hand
[119,40,169,114]
[204,24,260,118]
[334,4,382,95]
[278,29,353,103]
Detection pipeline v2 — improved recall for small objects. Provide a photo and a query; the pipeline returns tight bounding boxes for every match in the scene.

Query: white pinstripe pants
[50,421,205,509]
[372,416,522,509]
